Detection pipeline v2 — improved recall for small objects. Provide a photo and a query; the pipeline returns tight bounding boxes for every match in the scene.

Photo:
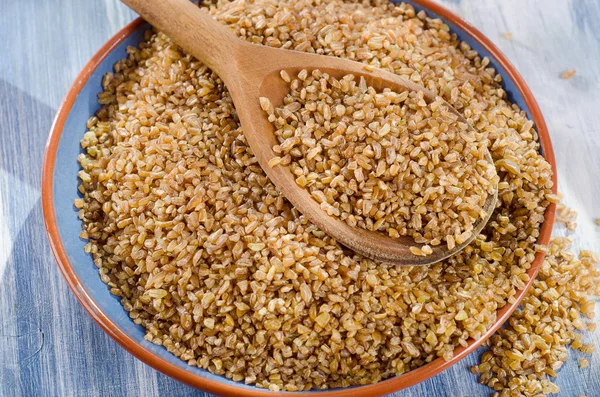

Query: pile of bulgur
[472,209,600,397]
[76,0,557,391]
[262,70,497,251]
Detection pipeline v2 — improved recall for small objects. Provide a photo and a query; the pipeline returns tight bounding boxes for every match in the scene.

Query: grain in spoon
[122,0,498,265]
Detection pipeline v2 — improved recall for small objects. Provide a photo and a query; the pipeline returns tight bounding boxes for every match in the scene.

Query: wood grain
[1,0,599,396]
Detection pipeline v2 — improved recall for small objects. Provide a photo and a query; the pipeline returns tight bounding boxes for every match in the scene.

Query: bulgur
[472,236,600,396]
[560,69,576,80]
[77,0,555,391]
[264,69,497,249]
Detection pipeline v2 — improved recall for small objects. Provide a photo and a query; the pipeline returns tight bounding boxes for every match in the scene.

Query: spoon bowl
[123,0,498,265]
[249,49,499,265]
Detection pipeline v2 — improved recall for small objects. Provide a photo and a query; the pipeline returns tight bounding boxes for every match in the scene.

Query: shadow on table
[0,80,216,397]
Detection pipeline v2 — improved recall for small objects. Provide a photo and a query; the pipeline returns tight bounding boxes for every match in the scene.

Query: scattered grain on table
[560,69,576,80]
[580,358,590,369]
[472,220,600,396]
[555,195,577,232]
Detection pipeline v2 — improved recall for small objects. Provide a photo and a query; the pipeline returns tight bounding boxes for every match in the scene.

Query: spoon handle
[121,0,241,77]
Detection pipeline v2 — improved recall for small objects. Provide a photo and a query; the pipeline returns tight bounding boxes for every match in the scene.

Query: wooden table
[1,0,599,396]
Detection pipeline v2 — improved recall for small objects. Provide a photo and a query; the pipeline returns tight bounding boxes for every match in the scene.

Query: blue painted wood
[1,1,599,396]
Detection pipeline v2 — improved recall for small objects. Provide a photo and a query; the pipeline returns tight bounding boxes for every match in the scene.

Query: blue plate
[42,1,556,395]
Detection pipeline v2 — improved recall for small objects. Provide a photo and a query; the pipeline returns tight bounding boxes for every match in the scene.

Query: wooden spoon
[121,0,498,265]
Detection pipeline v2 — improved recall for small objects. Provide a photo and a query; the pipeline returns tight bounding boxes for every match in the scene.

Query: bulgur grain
[556,199,577,231]
[580,358,590,369]
[265,70,497,249]
[560,69,576,80]
[472,235,600,396]
[77,0,555,391]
